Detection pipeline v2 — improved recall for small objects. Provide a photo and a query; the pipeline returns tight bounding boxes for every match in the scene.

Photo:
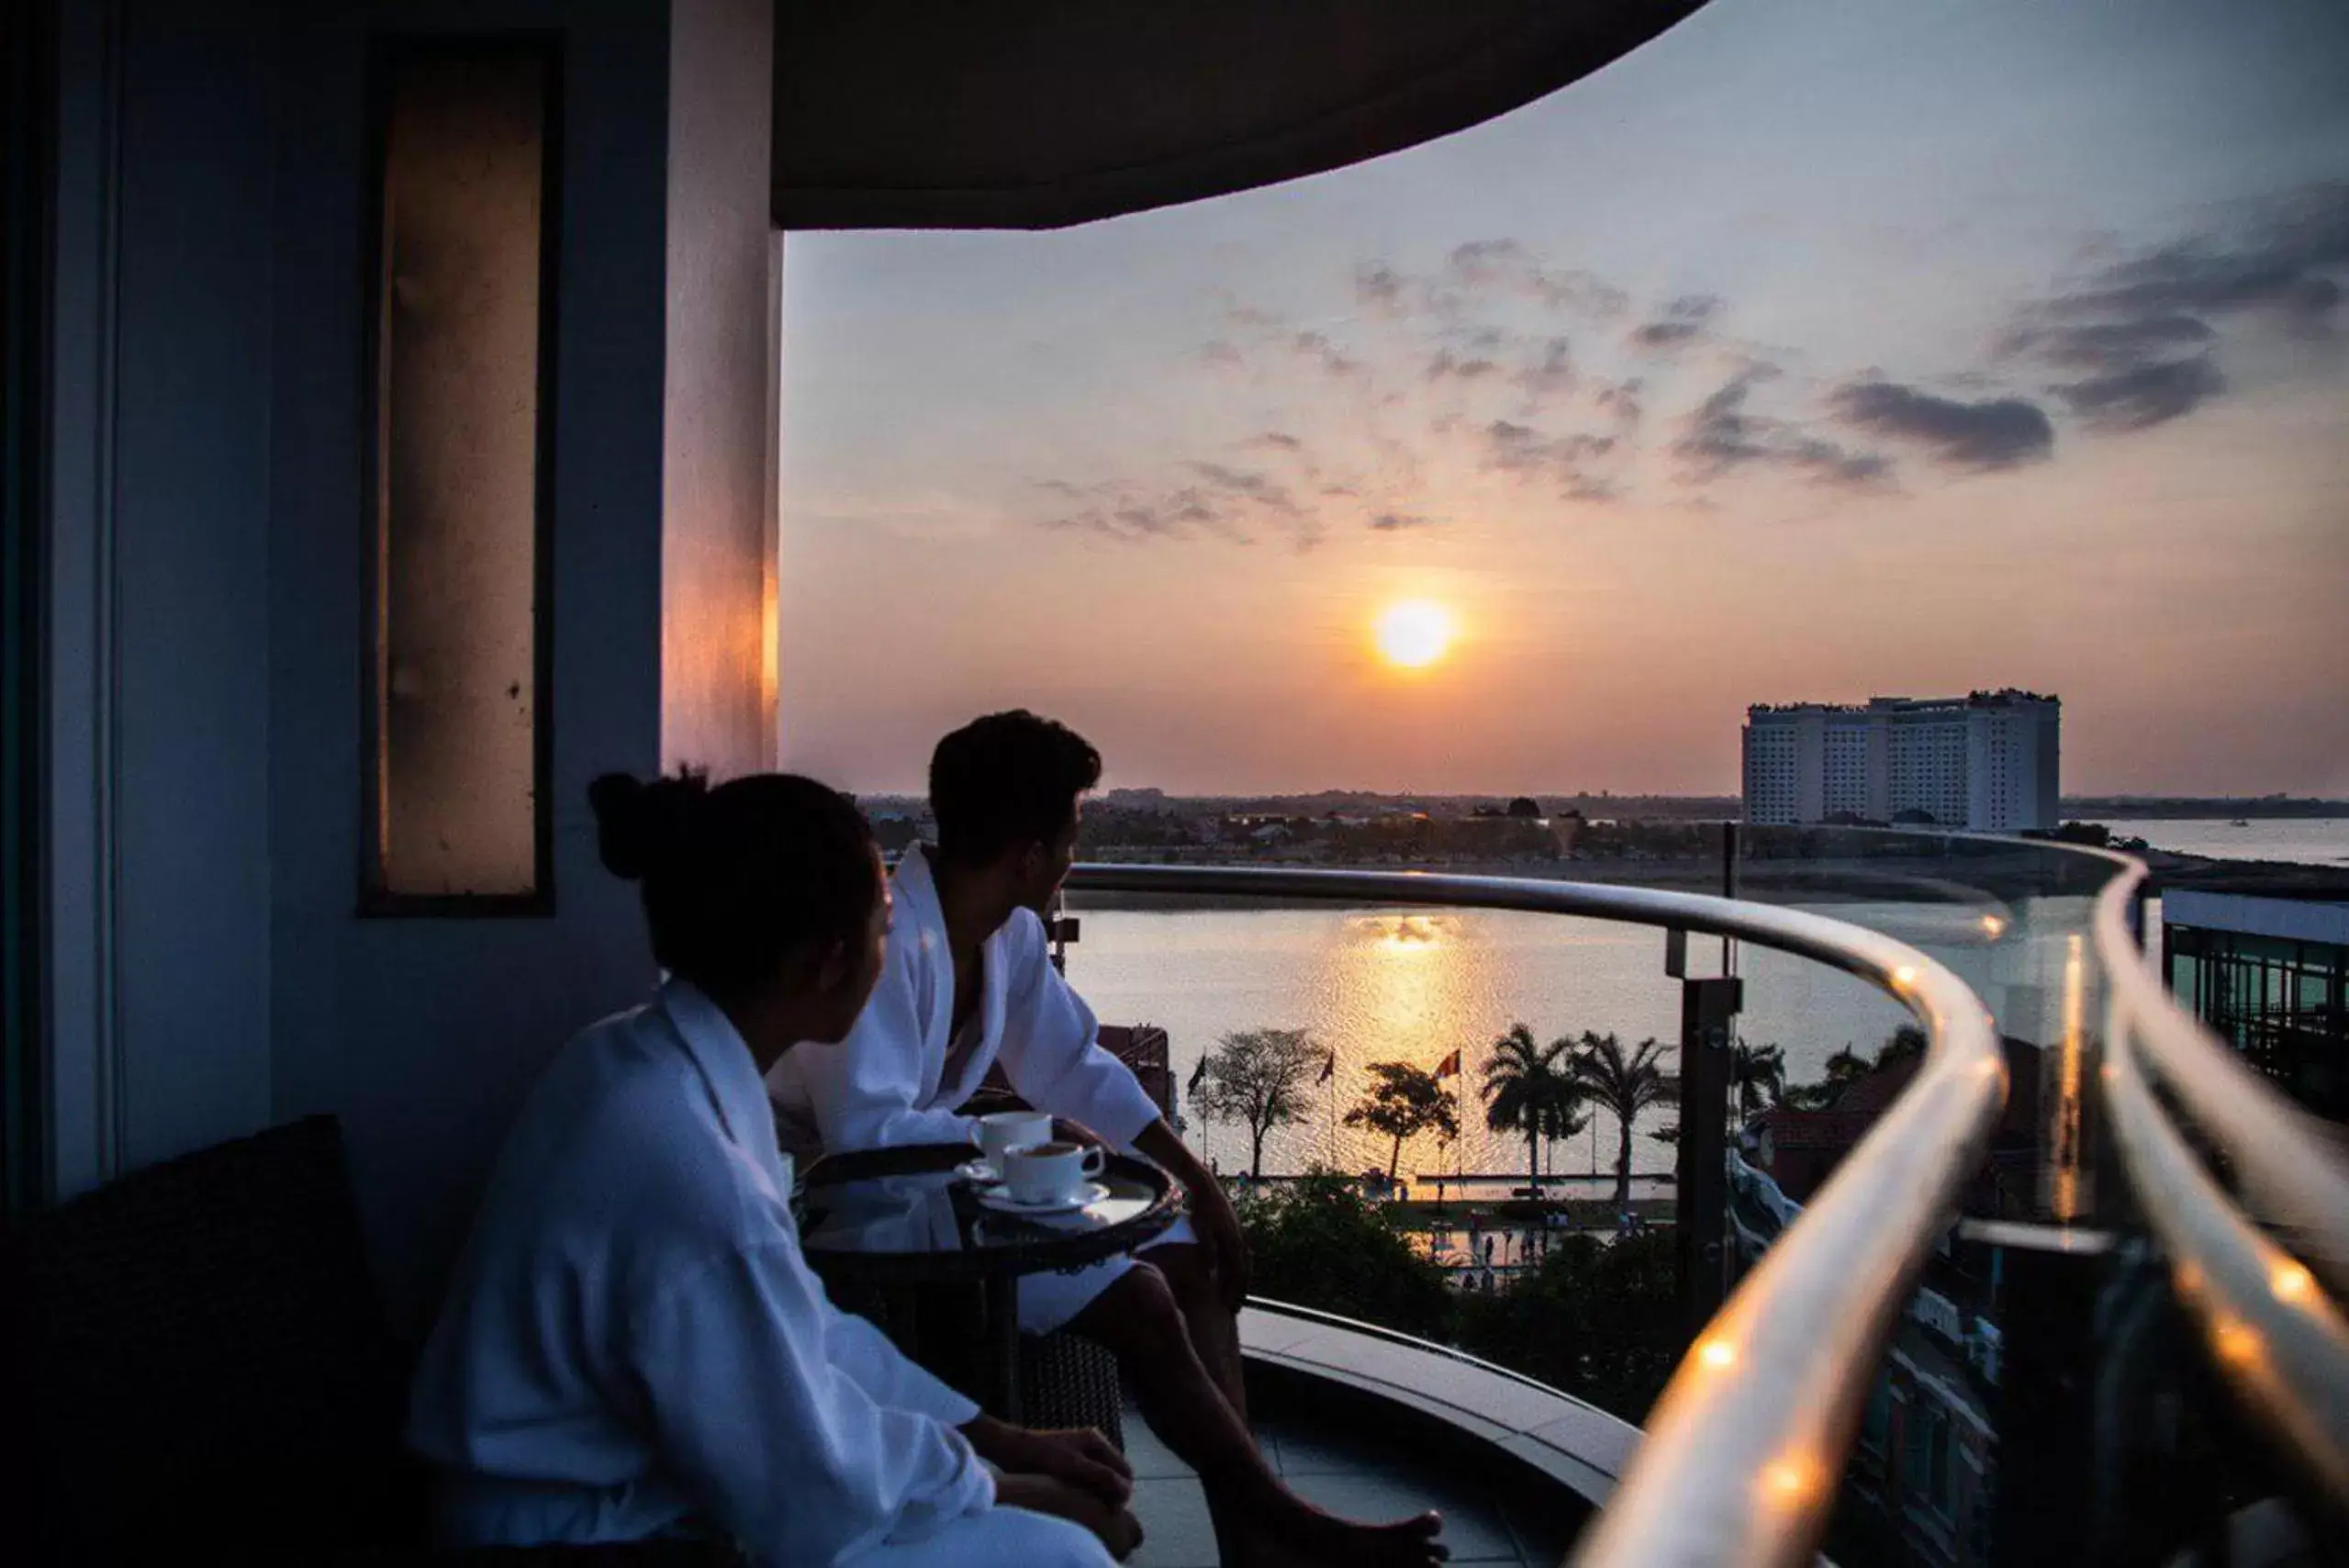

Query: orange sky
[777,0,2349,797]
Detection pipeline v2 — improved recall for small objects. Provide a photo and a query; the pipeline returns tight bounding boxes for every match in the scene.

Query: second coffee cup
[1001,1140,1106,1205]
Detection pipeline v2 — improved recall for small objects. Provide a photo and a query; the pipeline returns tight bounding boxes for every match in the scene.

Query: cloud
[1513,337,1576,403]
[1219,297,1284,330]
[2053,184,2349,329]
[2003,182,2349,431]
[1038,483,1242,543]
[1831,380,2053,470]
[1596,378,1644,425]
[1244,431,1303,452]
[1426,349,1500,383]
[1369,511,1443,532]
[1631,294,1721,350]
[1291,330,1363,378]
[1447,238,1529,276]
[1184,460,1301,514]
[1999,315,2217,370]
[2054,355,2228,431]
[1482,419,1618,500]
[1355,262,1406,315]
[1352,243,1627,324]
[1675,365,1890,489]
[1035,457,1321,546]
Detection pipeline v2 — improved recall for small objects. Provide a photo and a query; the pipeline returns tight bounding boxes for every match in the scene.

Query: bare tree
[1194,1027,1322,1179]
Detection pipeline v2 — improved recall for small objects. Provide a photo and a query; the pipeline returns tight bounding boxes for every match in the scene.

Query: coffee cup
[976,1110,1053,1173]
[1001,1139,1106,1205]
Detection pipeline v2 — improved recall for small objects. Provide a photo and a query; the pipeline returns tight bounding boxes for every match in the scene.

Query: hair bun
[588,769,708,881]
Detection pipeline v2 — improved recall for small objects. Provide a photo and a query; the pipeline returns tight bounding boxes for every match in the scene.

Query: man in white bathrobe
[770,715,1445,1568]
[411,769,1140,1567]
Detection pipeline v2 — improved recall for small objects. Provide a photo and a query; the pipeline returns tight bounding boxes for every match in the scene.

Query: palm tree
[1874,1025,1928,1070]
[1572,1032,1678,1207]
[1729,1042,1788,1119]
[1480,1023,1582,1200]
[1536,1089,1590,1181]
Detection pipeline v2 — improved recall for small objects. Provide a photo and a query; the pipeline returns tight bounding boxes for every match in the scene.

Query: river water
[2101,817,2349,868]
[1064,891,2098,1188]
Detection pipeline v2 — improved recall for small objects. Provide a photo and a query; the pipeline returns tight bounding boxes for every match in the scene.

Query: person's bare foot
[1267,1504,1447,1566]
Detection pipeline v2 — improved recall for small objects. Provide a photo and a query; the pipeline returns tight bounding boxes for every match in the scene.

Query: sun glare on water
[1375,599,1455,668]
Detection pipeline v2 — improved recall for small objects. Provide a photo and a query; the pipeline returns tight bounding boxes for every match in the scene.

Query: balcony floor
[1122,1398,1583,1568]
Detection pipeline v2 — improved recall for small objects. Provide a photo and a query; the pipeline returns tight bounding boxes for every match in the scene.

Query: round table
[797,1142,1183,1421]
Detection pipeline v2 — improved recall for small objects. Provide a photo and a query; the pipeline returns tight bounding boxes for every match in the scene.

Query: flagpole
[1325,1048,1337,1172]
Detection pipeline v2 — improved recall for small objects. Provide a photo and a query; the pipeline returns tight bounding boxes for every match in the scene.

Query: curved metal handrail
[2088,857,2349,1495]
[1066,863,2006,1567]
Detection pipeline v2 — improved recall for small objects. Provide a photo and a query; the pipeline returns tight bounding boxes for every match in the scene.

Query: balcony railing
[1062,838,2349,1564]
[2087,852,2349,1502]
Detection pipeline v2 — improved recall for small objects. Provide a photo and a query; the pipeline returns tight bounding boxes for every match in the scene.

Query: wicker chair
[1,1116,421,1562]
[821,1270,1125,1448]
[0,1116,740,1566]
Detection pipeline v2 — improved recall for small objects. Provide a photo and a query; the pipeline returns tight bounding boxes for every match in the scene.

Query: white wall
[46,0,278,1196]
[659,0,778,781]
[45,0,779,1332]
[269,0,689,1333]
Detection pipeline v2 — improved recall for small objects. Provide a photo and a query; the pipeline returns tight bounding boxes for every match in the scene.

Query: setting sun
[1375,600,1455,669]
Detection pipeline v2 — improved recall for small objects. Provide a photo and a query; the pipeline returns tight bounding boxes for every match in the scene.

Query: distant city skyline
[778,0,2349,798]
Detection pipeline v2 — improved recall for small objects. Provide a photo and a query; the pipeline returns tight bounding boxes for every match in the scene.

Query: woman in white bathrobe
[408,770,1139,1567]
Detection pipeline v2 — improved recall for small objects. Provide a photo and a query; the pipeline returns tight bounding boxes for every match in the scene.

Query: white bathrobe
[769,847,1190,1331]
[408,980,1107,1568]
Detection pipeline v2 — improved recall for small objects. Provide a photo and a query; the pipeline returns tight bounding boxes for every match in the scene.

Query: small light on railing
[1697,1338,1737,1370]
[2175,1260,2205,1299]
[2270,1261,2316,1305]
[1758,1454,1819,1511]
[1979,914,2007,939]
[1891,965,1918,991]
[2210,1314,2264,1369]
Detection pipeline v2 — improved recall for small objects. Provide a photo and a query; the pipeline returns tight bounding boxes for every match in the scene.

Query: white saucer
[972,1181,1111,1216]
[955,1159,1003,1186]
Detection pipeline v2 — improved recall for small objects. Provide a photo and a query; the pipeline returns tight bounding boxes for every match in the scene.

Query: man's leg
[852,1506,1116,1568]
[1065,1263,1442,1568]
[1138,1241,1247,1421]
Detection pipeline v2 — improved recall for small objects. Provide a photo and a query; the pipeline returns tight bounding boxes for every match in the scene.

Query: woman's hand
[964,1416,1133,1508]
[961,1417,1133,1509]
[993,1473,1146,1561]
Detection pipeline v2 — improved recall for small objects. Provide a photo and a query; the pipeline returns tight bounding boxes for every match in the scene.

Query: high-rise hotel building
[1742,691,2061,832]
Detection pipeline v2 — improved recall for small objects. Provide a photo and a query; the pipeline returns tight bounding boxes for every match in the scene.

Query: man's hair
[929,711,1102,866]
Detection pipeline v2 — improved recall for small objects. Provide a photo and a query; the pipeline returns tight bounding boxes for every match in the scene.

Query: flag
[1188,1057,1211,1093]
[1434,1048,1462,1079]
[1317,1048,1337,1084]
